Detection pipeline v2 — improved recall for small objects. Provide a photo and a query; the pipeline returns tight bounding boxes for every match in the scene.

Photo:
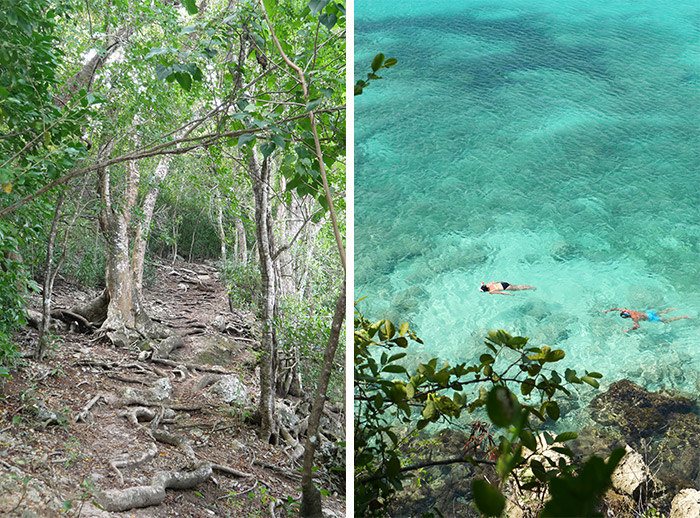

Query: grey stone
[148,377,173,401]
[209,375,248,405]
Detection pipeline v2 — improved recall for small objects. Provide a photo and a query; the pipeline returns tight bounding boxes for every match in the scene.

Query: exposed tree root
[153,335,184,359]
[74,393,110,423]
[118,406,157,426]
[149,357,232,374]
[150,428,196,463]
[211,463,254,478]
[110,443,159,486]
[95,462,213,512]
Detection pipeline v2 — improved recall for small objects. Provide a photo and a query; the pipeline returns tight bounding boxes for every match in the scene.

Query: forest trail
[0,261,345,517]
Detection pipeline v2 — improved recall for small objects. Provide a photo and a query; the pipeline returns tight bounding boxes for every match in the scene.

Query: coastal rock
[670,489,700,518]
[610,445,652,498]
[587,379,700,503]
[589,379,694,440]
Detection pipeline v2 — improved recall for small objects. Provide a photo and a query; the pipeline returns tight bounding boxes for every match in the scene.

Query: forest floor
[0,260,345,517]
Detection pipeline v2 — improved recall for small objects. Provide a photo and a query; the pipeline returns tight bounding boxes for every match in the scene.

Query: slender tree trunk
[234,215,247,264]
[250,153,279,445]
[37,192,65,360]
[299,280,346,517]
[132,156,171,299]
[215,186,227,261]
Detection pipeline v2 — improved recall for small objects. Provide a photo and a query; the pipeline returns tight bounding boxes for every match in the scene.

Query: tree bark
[37,192,65,360]
[299,279,346,517]
[214,185,227,261]
[249,153,278,445]
[132,156,171,300]
[233,215,247,264]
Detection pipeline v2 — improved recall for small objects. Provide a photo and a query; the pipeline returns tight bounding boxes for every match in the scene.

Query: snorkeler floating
[602,308,690,332]
[480,281,536,296]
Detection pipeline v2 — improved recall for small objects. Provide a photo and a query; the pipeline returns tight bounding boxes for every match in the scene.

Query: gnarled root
[96,462,212,512]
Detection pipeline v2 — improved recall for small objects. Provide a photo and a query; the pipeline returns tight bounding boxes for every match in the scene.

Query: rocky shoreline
[388,379,700,517]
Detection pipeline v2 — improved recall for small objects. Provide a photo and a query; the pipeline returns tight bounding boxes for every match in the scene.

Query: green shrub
[276,295,344,402]
[0,226,30,370]
[220,260,261,312]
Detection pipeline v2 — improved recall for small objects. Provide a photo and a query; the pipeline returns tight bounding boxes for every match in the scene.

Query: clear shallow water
[355,0,700,421]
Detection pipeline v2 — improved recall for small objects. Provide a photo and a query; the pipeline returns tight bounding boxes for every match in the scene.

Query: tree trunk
[234,215,247,264]
[215,186,227,261]
[299,280,346,517]
[37,192,65,360]
[132,156,171,300]
[92,158,167,346]
[249,153,278,445]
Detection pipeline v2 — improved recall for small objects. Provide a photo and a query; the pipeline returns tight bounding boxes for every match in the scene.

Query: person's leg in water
[657,308,690,323]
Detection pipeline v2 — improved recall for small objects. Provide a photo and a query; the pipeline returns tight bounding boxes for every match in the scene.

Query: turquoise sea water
[355,0,700,426]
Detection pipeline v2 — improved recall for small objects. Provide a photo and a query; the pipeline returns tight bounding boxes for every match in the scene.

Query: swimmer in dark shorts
[602,307,690,332]
[480,281,536,296]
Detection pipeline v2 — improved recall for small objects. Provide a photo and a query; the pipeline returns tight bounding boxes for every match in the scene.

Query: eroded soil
[0,260,345,517]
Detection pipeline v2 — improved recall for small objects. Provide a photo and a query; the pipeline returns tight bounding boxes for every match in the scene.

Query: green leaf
[521,378,536,396]
[545,401,560,421]
[581,375,600,388]
[545,349,566,362]
[259,141,276,158]
[145,47,169,59]
[586,371,603,379]
[472,479,506,517]
[422,399,436,420]
[487,386,520,428]
[386,455,401,478]
[309,0,330,14]
[371,53,385,72]
[564,368,580,383]
[384,57,398,67]
[262,0,277,16]
[319,13,337,30]
[173,71,192,91]
[382,365,406,374]
[554,432,578,443]
[271,133,286,149]
[237,133,256,148]
[479,353,494,364]
[520,429,537,451]
[183,0,198,15]
[155,65,171,81]
[305,98,323,112]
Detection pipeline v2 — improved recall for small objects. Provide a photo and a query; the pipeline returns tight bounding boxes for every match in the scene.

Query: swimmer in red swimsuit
[480,281,536,296]
[602,307,690,332]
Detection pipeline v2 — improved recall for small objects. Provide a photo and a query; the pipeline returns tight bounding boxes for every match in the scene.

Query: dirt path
[0,260,345,517]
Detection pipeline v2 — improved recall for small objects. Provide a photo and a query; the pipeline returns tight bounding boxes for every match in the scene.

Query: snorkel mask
[620,312,631,318]
[480,282,489,292]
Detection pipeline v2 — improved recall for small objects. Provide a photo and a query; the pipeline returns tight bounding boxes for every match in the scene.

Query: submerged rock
[587,379,700,505]
[589,379,694,440]
[387,428,483,518]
